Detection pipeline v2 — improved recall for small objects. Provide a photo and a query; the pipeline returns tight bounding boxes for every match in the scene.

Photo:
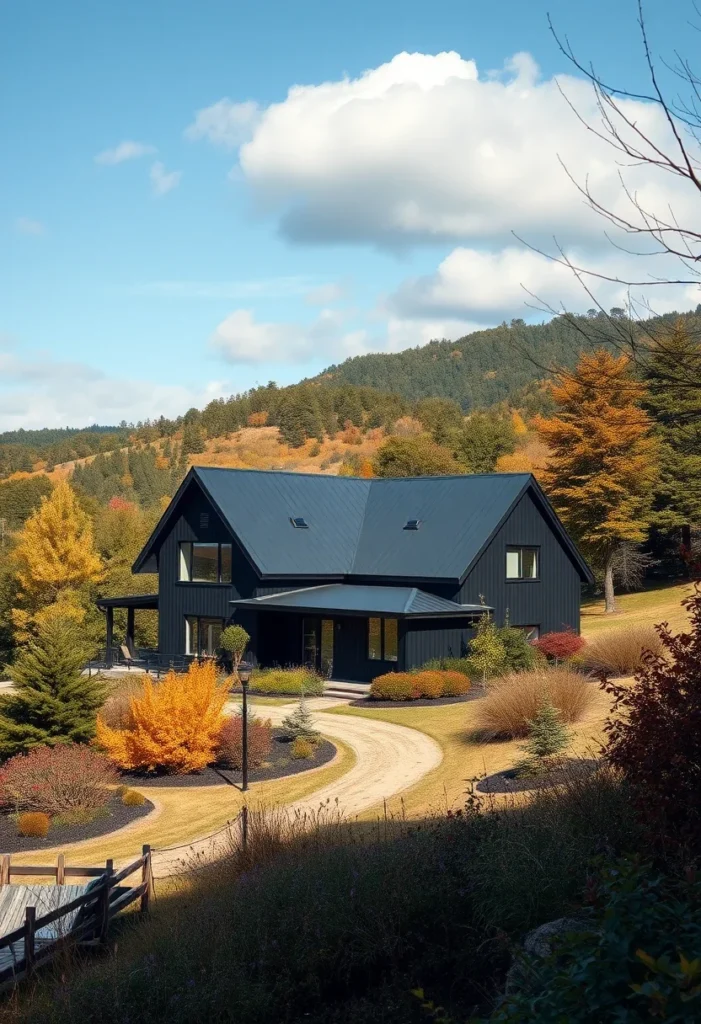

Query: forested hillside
[318,309,701,409]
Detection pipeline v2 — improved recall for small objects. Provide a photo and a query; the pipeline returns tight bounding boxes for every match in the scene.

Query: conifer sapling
[515,696,569,777]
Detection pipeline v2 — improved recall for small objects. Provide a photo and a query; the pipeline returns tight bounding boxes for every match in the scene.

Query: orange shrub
[369,673,419,701]
[247,411,268,427]
[439,671,471,696]
[412,671,444,699]
[95,661,230,774]
[18,811,50,838]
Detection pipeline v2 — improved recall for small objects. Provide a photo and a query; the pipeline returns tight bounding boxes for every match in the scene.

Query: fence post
[241,805,248,854]
[56,854,65,886]
[99,859,114,944]
[24,907,36,972]
[0,854,10,886]
[140,845,152,914]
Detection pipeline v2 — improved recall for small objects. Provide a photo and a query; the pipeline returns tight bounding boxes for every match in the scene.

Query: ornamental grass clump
[0,743,117,815]
[17,811,50,838]
[474,667,594,739]
[95,661,229,774]
[121,789,146,807]
[579,624,664,676]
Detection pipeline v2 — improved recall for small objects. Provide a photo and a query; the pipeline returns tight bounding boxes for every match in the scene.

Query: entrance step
[323,680,371,701]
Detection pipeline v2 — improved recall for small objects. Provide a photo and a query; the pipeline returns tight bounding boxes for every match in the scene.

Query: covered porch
[95,594,159,669]
[232,584,488,684]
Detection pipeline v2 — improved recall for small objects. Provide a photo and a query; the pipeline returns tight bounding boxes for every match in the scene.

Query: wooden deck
[0,849,152,990]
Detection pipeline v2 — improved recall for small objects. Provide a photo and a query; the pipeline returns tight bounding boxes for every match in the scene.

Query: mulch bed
[119,731,337,789]
[0,792,155,854]
[476,758,601,794]
[352,686,485,709]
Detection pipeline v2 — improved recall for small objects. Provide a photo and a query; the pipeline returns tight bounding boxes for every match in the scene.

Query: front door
[302,617,334,677]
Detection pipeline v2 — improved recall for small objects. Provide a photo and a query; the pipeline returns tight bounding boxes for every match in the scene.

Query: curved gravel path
[152,699,442,877]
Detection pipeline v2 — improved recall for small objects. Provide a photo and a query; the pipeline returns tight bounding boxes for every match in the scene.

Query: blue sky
[2,0,694,428]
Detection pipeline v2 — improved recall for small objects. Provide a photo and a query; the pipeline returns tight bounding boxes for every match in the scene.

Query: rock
[504,916,587,996]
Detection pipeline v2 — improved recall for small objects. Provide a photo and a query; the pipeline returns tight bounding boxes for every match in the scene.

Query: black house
[98,467,593,683]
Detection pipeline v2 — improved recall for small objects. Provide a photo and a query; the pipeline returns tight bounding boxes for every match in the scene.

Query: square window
[506,547,538,580]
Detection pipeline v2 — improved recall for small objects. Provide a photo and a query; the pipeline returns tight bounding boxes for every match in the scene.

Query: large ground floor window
[185,616,224,656]
[367,617,398,662]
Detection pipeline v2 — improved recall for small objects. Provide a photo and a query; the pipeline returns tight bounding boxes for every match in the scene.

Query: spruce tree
[280,694,320,743]
[516,697,569,776]
[0,614,106,758]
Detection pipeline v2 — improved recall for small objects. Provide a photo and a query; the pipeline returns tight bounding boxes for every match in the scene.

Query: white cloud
[15,217,45,236]
[211,308,370,364]
[389,245,701,322]
[0,346,223,430]
[185,98,260,148]
[150,161,182,197]
[226,50,698,250]
[95,140,156,165]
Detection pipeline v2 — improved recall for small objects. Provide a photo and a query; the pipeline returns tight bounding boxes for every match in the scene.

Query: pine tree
[643,320,701,539]
[280,694,320,743]
[182,422,206,455]
[536,351,659,612]
[516,697,569,776]
[0,613,105,758]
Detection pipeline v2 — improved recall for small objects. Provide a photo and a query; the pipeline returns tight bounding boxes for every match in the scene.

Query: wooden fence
[0,846,152,990]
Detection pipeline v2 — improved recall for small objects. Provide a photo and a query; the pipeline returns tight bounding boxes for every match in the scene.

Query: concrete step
[323,680,371,700]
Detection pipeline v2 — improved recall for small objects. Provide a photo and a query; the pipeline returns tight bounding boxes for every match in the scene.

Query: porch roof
[231,584,489,619]
[96,594,159,611]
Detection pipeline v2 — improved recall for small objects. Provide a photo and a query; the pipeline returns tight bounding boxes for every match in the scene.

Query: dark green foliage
[277,388,324,447]
[0,476,52,532]
[497,622,538,672]
[0,427,128,480]
[73,448,179,507]
[492,859,701,1023]
[372,434,463,477]
[453,411,517,472]
[0,616,106,758]
[181,422,206,455]
[280,696,320,743]
[516,698,569,774]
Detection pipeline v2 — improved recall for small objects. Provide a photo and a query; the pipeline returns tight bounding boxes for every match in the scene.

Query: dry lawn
[581,580,693,637]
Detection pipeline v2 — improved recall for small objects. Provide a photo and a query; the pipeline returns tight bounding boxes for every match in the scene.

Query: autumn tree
[11,480,103,637]
[453,412,517,473]
[95,660,229,773]
[536,351,659,612]
[372,434,462,478]
[0,612,104,758]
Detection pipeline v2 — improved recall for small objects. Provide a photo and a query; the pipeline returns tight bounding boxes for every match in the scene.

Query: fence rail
[0,846,152,991]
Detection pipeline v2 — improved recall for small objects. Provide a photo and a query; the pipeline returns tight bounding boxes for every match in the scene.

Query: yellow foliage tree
[11,480,103,637]
[535,351,659,613]
[95,661,230,773]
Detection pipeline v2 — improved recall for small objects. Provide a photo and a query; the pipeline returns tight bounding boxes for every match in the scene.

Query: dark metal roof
[134,467,593,584]
[231,584,488,618]
[96,594,159,610]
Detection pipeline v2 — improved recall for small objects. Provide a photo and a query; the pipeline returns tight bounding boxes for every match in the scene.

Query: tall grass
[474,667,595,739]
[7,770,639,1024]
[99,674,149,728]
[578,624,665,676]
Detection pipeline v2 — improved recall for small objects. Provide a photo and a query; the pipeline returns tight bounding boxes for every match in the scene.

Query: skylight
[404,519,422,530]
[290,517,309,529]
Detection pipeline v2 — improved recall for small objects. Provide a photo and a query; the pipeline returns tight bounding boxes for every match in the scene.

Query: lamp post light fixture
[238,661,253,792]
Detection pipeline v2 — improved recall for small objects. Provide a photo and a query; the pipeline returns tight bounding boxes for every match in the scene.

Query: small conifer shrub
[515,697,570,776]
[280,696,320,744]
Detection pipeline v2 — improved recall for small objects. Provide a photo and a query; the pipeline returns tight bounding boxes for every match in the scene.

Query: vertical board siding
[456,490,582,634]
[403,619,476,670]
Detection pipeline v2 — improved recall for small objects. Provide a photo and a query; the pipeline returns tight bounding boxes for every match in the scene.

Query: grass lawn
[581,579,693,637]
[330,688,612,820]
[10,738,355,869]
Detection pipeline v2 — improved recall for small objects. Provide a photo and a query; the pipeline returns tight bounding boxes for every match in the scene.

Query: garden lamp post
[238,661,252,792]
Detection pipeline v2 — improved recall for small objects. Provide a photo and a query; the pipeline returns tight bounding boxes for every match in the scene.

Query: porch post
[106,607,114,668]
[126,607,136,657]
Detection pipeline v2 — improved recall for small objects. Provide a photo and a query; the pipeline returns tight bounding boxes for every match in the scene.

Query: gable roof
[133,467,593,583]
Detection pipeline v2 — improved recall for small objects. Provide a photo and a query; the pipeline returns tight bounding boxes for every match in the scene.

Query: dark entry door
[302,617,334,677]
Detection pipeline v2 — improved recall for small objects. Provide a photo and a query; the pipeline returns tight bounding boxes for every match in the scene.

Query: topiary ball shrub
[18,811,50,838]
[121,789,146,807]
[369,673,419,701]
[439,670,471,696]
[216,715,273,769]
[290,737,314,760]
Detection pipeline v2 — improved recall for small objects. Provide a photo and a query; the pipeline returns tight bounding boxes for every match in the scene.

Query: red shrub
[602,588,701,846]
[532,629,586,662]
[215,715,273,769]
[0,744,117,815]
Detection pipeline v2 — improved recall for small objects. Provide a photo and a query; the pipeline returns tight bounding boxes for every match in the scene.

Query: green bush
[421,656,472,676]
[491,858,701,1023]
[497,624,539,672]
[121,789,146,807]
[17,811,50,838]
[290,737,314,760]
[248,667,324,696]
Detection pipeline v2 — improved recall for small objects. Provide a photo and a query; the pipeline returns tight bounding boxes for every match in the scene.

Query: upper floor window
[506,546,539,580]
[179,542,233,584]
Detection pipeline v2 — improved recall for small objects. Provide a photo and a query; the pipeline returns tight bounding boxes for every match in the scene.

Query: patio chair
[119,645,147,670]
